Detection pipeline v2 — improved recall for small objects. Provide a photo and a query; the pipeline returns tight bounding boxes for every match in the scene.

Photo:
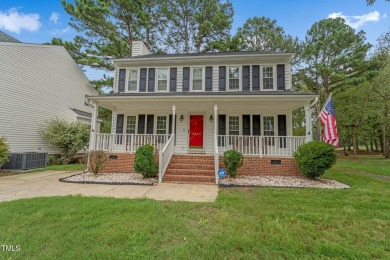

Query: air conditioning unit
[2,152,48,170]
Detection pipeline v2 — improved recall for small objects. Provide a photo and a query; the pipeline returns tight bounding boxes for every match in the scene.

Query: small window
[156,116,167,134]
[126,116,136,134]
[157,69,168,91]
[263,116,275,136]
[128,69,138,91]
[229,116,239,135]
[192,68,203,91]
[228,67,239,90]
[263,66,274,90]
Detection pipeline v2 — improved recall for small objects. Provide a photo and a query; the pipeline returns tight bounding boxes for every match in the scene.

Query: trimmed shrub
[41,118,89,164]
[294,141,336,179]
[88,150,106,175]
[223,150,243,178]
[134,144,158,178]
[0,136,9,168]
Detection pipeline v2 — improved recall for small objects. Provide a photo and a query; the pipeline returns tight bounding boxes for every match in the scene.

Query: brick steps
[163,154,215,184]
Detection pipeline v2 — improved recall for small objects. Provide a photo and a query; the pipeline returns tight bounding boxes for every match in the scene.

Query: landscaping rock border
[219,176,350,189]
[59,173,158,186]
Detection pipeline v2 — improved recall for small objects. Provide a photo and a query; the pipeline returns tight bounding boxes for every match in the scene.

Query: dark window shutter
[139,68,147,92]
[219,66,226,91]
[252,115,261,135]
[218,114,226,146]
[170,68,177,92]
[118,69,126,92]
[146,115,154,134]
[205,66,213,91]
[116,114,124,144]
[278,115,287,148]
[252,65,260,91]
[183,67,190,91]
[137,115,145,134]
[169,114,177,144]
[242,115,250,135]
[242,66,250,91]
[116,114,124,134]
[277,64,285,90]
[148,68,155,92]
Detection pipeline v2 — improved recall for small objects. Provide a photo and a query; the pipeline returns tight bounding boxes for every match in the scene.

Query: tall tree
[367,0,389,5]
[163,0,233,53]
[298,18,372,102]
[236,17,299,53]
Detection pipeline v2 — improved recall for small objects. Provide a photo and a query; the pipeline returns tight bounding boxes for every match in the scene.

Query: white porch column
[88,101,98,151]
[304,103,312,142]
[171,104,176,136]
[214,104,218,136]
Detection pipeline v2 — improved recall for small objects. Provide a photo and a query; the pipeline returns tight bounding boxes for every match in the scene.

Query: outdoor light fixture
[180,115,184,122]
[209,115,214,122]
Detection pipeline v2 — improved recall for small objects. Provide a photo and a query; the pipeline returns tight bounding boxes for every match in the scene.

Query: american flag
[319,95,340,147]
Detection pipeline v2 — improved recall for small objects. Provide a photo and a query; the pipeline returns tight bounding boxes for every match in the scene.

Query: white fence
[93,134,170,152]
[217,136,306,156]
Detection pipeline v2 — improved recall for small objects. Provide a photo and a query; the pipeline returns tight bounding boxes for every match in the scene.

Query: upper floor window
[228,67,239,90]
[192,67,203,91]
[127,69,138,91]
[263,116,275,136]
[126,116,136,134]
[263,66,274,90]
[229,116,239,135]
[157,68,168,91]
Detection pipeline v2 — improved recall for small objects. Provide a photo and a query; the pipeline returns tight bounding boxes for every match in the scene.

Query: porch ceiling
[88,94,316,112]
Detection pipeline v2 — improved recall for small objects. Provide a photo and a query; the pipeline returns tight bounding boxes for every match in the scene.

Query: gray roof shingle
[0,31,21,43]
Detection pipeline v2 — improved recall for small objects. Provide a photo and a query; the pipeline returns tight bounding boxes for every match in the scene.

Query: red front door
[189,115,204,149]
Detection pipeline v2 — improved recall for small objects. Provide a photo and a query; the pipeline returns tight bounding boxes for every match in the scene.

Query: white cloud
[328,11,383,29]
[50,12,59,24]
[62,27,71,33]
[0,8,41,34]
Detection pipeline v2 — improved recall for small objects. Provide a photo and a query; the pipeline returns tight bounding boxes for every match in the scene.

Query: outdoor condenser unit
[2,152,48,170]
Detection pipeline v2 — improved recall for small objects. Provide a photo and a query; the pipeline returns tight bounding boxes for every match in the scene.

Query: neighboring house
[0,31,99,156]
[86,41,317,184]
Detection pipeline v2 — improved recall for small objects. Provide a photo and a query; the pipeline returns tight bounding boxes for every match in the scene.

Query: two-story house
[86,41,317,184]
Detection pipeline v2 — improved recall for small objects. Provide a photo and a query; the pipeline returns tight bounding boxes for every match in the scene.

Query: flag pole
[312,92,332,127]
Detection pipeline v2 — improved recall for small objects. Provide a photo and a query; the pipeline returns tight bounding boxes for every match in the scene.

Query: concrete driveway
[0,171,218,203]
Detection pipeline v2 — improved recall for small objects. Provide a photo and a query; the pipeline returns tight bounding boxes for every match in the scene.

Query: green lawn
[0,157,389,259]
[0,164,84,177]
[336,155,390,176]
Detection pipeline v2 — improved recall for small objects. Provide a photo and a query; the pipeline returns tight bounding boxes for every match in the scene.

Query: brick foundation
[101,153,301,176]
[219,156,302,176]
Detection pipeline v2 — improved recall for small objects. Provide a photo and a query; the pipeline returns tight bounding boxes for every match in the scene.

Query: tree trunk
[370,140,374,152]
[343,142,349,156]
[365,143,370,153]
[353,130,358,156]
[374,139,379,152]
[145,0,151,50]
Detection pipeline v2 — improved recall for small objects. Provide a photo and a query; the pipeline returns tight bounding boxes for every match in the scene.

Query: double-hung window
[156,116,167,134]
[263,116,275,136]
[126,116,136,134]
[228,116,239,135]
[157,68,168,91]
[127,69,138,91]
[228,67,240,90]
[263,66,274,90]
[192,67,203,91]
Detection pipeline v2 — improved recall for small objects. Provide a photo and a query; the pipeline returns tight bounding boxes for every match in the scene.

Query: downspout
[85,98,97,174]
[310,97,319,108]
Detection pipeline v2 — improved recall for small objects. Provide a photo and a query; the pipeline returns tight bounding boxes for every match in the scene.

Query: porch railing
[214,134,219,185]
[217,136,306,157]
[93,134,170,152]
[159,134,175,183]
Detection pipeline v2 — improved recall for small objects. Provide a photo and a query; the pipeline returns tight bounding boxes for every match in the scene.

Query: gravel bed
[219,176,350,189]
[61,173,158,185]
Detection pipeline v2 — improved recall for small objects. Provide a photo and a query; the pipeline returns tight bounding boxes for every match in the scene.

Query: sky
[0,0,389,81]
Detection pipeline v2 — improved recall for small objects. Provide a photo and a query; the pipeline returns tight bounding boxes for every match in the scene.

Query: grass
[336,155,390,176]
[0,164,84,177]
[0,156,389,259]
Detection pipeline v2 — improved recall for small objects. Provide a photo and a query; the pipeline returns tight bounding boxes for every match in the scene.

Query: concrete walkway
[0,171,218,203]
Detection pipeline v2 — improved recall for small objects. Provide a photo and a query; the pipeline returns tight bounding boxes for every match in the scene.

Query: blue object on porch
[218,169,226,178]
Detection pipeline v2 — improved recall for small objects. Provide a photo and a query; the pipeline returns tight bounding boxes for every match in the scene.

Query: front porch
[86,93,316,184]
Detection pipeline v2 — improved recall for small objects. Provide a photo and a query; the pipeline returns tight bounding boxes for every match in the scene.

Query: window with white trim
[192,67,203,91]
[156,116,167,134]
[229,116,239,135]
[127,69,138,91]
[126,116,136,134]
[228,67,239,90]
[263,116,275,136]
[157,68,168,91]
[263,66,274,90]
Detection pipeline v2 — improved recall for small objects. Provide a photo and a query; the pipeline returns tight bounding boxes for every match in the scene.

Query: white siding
[0,43,98,154]
[131,41,150,57]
